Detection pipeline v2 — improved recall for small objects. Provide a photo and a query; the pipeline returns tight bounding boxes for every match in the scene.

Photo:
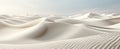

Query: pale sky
[0,0,119,15]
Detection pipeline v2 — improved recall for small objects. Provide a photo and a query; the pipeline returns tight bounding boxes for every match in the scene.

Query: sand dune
[0,13,120,49]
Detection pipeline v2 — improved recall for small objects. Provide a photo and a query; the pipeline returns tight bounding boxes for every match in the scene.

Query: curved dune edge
[0,13,120,49]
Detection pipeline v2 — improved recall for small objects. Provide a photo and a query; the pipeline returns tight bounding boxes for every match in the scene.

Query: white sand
[0,13,120,49]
